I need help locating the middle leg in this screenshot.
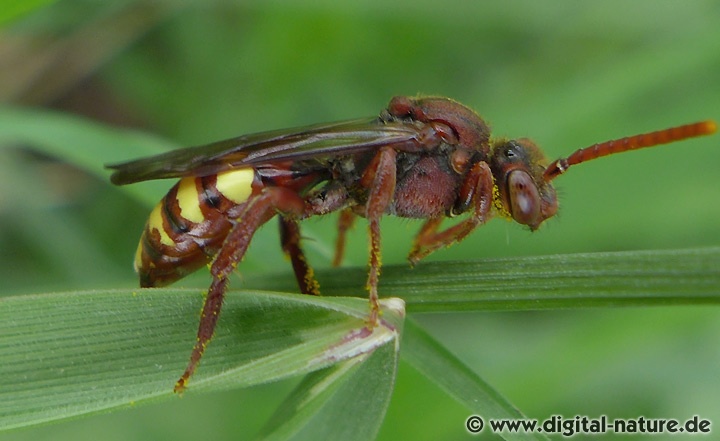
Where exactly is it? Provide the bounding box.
[332,208,357,267]
[279,216,320,296]
[360,147,398,327]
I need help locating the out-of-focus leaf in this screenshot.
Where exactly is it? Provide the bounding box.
[403,318,550,441]
[0,106,175,205]
[0,0,56,25]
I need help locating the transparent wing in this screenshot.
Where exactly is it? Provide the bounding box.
[107,118,426,185]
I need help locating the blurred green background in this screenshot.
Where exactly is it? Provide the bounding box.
[1,0,719,440]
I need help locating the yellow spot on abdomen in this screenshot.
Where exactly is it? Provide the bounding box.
[133,241,144,273]
[176,178,205,223]
[215,169,254,204]
[148,203,175,246]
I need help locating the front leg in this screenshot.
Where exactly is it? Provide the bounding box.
[408,161,494,266]
[361,147,397,327]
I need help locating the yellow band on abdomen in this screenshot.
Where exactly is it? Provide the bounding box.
[176,177,205,223]
[215,169,254,204]
[148,203,175,246]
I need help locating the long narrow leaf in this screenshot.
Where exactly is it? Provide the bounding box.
[0,106,174,206]
[250,247,720,311]
[402,318,550,441]
[0,0,55,25]
[0,290,402,431]
[256,299,403,441]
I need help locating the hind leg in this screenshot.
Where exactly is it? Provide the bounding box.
[174,187,306,393]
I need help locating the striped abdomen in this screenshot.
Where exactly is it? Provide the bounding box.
[135,169,258,287]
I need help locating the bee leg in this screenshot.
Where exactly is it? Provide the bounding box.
[408,161,493,266]
[407,217,444,266]
[174,188,305,393]
[304,182,353,267]
[360,147,397,327]
[332,208,357,267]
[279,216,320,296]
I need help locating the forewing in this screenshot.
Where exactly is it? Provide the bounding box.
[107,118,425,185]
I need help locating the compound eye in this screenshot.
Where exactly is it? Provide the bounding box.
[507,170,541,227]
[503,141,525,161]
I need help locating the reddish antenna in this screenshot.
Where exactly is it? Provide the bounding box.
[544,120,717,182]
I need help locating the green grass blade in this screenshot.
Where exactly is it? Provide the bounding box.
[0,105,174,206]
[0,289,402,431]
[250,247,720,311]
[257,301,403,441]
[0,0,56,25]
[402,318,550,441]
[0,106,173,169]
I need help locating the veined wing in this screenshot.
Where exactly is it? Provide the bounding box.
[107,118,427,185]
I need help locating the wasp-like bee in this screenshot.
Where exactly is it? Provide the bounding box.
[107,96,716,392]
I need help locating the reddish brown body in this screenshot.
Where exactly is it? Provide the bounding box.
[107,96,716,392]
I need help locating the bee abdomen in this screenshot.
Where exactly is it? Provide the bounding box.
[134,169,257,287]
